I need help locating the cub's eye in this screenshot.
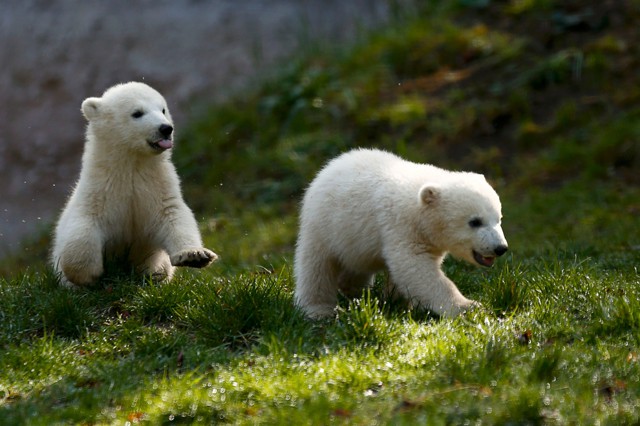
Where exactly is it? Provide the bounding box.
[162,108,166,115]
[131,110,144,118]
[468,218,483,228]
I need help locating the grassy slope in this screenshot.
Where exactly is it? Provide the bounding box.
[2,0,640,424]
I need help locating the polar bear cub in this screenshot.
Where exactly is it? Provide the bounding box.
[294,148,508,319]
[51,82,217,286]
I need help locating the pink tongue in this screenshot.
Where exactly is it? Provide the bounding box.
[157,139,173,150]
[483,256,495,266]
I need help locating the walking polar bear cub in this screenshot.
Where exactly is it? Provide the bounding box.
[294,148,508,319]
[51,82,217,286]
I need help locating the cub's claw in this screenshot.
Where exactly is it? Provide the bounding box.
[170,248,218,268]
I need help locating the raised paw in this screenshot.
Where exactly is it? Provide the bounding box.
[170,248,218,268]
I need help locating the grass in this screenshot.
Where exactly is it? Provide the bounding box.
[2,0,640,423]
[2,248,640,424]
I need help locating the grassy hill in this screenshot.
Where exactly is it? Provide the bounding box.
[2,1,640,423]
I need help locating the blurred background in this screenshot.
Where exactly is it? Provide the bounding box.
[2,0,638,271]
[0,0,404,258]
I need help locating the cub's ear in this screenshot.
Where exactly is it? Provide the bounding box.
[81,97,102,121]
[419,184,440,205]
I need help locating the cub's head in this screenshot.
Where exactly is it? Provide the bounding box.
[81,82,174,155]
[418,173,508,267]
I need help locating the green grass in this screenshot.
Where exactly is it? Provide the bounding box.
[2,246,640,424]
[2,0,640,423]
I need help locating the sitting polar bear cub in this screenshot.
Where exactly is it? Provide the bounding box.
[294,148,508,319]
[51,82,217,286]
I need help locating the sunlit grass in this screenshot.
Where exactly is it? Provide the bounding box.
[2,226,639,424]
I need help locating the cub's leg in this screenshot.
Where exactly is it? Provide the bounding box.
[53,222,104,287]
[384,246,476,317]
[159,201,218,268]
[294,243,343,319]
[130,246,175,282]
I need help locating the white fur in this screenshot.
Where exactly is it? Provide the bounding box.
[51,82,217,286]
[294,148,508,318]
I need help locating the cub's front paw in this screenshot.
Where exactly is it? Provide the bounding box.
[462,300,484,314]
[170,248,218,268]
[438,298,483,318]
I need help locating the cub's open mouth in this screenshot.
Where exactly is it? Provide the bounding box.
[473,250,495,267]
[148,138,173,152]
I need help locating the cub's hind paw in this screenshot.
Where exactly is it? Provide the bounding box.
[170,248,218,268]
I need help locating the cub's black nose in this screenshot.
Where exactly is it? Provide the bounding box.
[159,124,173,138]
[494,245,509,256]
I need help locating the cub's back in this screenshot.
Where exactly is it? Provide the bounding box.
[304,149,400,202]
